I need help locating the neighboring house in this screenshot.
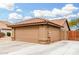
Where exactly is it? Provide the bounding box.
[9,18,70,44]
[0,21,12,38]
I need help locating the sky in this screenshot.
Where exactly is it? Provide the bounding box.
[0,3,79,30]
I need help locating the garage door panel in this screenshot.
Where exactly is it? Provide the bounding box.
[15,26,39,43]
[48,26,60,42]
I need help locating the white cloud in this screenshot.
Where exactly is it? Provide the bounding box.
[49,14,78,21]
[16,9,22,13]
[65,12,79,19]
[65,14,77,18]
[62,4,78,11]
[41,10,53,16]
[8,13,23,19]
[23,16,32,20]
[0,2,14,10]
[77,13,79,16]
[52,8,61,15]
[32,9,71,18]
[32,10,56,17]
[32,10,44,17]
[52,8,71,16]
[32,4,78,18]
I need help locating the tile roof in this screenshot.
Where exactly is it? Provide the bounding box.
[51,18,67,26]
[51,18,70,30]
[9,18,64,28]
[0,21,12,29]
[17,18,47,24]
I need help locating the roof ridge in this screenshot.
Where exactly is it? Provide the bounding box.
[17,18,49,24]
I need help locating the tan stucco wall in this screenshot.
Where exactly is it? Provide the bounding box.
[61,21,69,31]
[39,25,48,40]
[48,26,60,42]
[38,25,49,44]
[60,30,68,40]
[60,21,69,40]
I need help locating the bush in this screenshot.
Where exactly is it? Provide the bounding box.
[0,32,5,38]
[7,32,11,36]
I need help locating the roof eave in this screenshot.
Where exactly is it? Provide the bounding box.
[9,21,63,28]
[8,22,47,28]
[66,20,70,31]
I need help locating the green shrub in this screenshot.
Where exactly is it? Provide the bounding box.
[7,32,11,36]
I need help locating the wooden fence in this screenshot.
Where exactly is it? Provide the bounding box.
[68,31,79,40]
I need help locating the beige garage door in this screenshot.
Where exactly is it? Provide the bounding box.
[48,26,60,42]
[15,26,39,43]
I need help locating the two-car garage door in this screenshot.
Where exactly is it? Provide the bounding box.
[14,26,39,43]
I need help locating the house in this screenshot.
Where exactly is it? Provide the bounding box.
[9,18,70,44]
[0,21,12,40]
[51,18,70,40]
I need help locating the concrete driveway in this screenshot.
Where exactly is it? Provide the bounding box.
[0,40,79,55]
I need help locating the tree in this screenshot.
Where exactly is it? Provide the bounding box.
[68,18,79,30]
[68,20,77,27]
